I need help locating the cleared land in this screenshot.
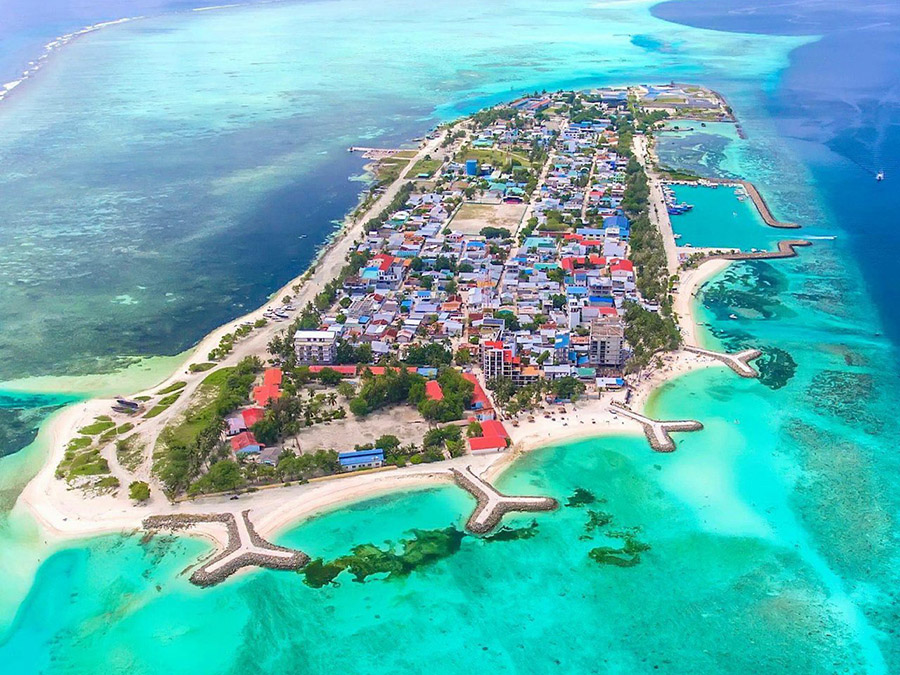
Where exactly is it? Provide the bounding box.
[449,202,527,235]
[284,405,430,455]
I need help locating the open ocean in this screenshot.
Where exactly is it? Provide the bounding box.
[0,0,898,672]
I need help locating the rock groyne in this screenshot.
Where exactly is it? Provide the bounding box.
[685,346,762,378]
[609,403,703,453]
[143,510,309,587]
[451,467,557,534]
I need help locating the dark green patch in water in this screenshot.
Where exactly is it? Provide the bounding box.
[482,520,540,542]
[702,261,792,321]
[565,487,603,508]
[300,526,465,587]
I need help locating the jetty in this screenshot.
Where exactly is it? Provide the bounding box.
[450,467,557,534]
[609,403,703,453]
[348,146,406,159]
[143,511,309,587]
[707,178,799,229]
[720,239,811,261]
[685,346,761,378]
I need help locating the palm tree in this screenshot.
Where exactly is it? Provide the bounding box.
[326,393,337,407]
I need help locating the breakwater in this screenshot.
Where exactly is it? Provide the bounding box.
[684,346,762,378]
[450,467,557,534]
[609,403,703,453]
[143,511,309,587]
[721,239,811,260]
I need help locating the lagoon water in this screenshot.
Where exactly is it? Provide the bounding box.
[0,0,899,672]
[667,183,776,250]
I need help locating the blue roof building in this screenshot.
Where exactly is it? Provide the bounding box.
[339,448,385,471]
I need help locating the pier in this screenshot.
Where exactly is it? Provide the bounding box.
[348,146,406,159]
[450,467,558,534]
[143,511,309,587]
[609,403,703,452]
[720,239,811,261]
[685,346,762,378]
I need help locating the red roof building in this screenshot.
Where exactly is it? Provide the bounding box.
[230,431,261,453]
[253,383,281,407]
[241,407,265,428]
[480,419,509,439]
[263,368,283,387]
[308,365,357,376]
[468,435,507,453]
[425,380,444,401]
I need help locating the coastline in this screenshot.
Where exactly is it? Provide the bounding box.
[14,99,741,563]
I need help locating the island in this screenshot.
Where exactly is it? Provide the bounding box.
[19,84,806,586]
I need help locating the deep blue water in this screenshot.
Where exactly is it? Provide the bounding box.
[654,0,900,352]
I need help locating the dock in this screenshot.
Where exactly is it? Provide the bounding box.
[450,467,557,534]
[348,146,406,159]
[143,511,309,587]
[609,403,703,452]
[685,346,762,378]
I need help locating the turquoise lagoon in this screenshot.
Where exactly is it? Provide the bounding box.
[0,1,899,673]
[667,183,777,250]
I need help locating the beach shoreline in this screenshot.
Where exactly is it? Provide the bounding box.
[14,109,738,561]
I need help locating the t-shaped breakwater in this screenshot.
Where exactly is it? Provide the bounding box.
[609,403,703,453]
[143,511,309,587]
[684,346,762,378]
[451,466,558,534]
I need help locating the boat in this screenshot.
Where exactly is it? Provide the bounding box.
[729,314,738,320]
[876,170,885,181]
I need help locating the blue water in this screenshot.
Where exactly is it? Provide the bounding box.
[0,0,898,672]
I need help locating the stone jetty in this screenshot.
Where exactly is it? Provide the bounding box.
[450,466,557,534]
[720,239,811,260]
[143,510,309,587]
[685,345,762,378]
[609,403,703,453]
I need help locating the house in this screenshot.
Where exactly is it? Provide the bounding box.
[467,435,507,454]
[241,407,265,429]
[425,380,444,401]
[230,431,262,456]
[338,448,385,471]
[225,415,247,436]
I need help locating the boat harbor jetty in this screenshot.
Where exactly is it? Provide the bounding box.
[685,346,762,378]
[609,403,703,452]
[143,511,309,587]
[451,467,557,534]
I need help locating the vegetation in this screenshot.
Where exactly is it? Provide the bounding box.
[407,156,442,178]
[487,376,585,416]
[405,343,453,367]
[189,362,217,373]
[348,367,425,417]
[156,381,187,395]
[143,392,182,419]
[623,302,680,372]
[153,357,262,496]
[77,419,116,436]
[128,481,151,502]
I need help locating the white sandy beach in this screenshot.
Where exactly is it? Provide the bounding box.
[15,127,736,558]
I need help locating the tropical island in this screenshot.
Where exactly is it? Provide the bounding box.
[19,83,807,585]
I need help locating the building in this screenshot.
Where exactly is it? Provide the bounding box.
[230,431,262,456]
[465,159,479,176]
[338,448,385,471]
[589,316,625,367]
[293,330,338,364]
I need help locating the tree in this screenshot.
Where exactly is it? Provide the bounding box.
[454,347,472,366]
[467,420,483,438]
[318,368,345,386]
[206,460,243,492]
[128,481,150,502]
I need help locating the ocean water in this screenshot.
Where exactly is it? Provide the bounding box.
[1,0,899,672]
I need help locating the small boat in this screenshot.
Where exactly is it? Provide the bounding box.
[876,170,885,181]
[729,313,738,320]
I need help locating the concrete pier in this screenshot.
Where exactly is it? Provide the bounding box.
[720,239,811,260]
[143,510,309,587]
[451,466,557,534]
[609,403,703,453]
[685,346,762,378]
